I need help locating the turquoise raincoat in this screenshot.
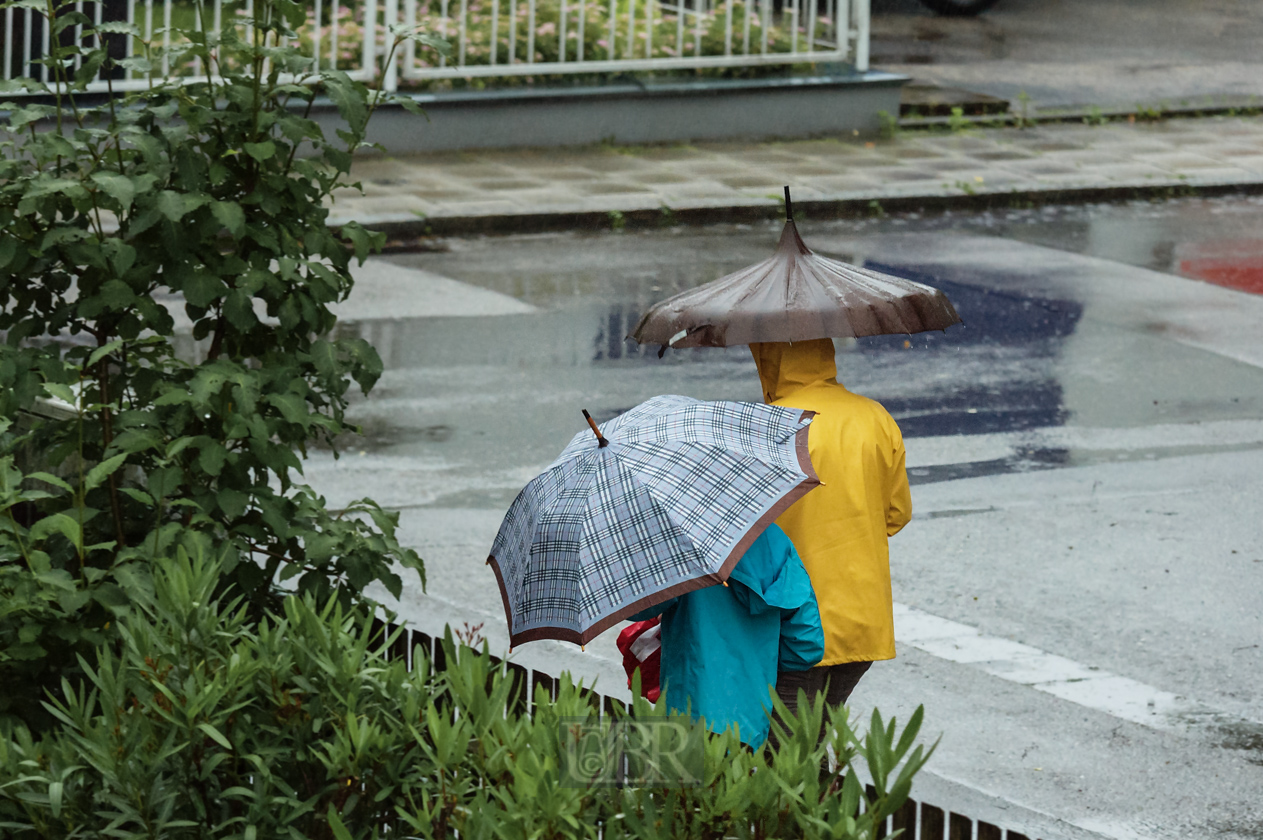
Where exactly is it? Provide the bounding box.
[632,525,824,746]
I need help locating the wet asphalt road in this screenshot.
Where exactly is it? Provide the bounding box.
[868,0,1263,110]
[302,195,1263,840]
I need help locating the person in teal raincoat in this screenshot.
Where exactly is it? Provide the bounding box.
[631,524,824,747]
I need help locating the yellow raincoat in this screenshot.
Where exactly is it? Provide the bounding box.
[750,339,912,665]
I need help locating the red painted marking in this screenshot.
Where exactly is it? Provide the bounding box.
[1174,239,1263,296]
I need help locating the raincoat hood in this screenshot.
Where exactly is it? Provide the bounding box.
[750,339,838,403]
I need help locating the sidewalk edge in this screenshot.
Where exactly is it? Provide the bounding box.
[347,179,1263,241]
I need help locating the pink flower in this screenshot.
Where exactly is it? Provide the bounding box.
[537,22,556,35]
[596,38,609,47]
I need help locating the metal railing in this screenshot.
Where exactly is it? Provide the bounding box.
[1,0,869,94]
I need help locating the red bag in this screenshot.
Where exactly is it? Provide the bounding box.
[616,618,662,702]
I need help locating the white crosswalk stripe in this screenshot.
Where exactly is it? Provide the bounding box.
[893,603,1249,732]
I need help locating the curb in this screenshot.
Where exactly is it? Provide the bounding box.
[897,95,1263,130]
[353,178,1263,244]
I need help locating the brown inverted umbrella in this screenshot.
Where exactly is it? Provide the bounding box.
[629,188,961,352]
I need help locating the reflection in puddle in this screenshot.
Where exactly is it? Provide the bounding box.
[859,267,1084,438]
[907,447,1071,486]
[337,259,1087,449]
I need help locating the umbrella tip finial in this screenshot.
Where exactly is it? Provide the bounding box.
[783,186,793,222]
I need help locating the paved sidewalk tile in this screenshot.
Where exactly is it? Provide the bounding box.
[330,116,1263,230]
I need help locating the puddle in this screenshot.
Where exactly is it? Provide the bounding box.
[917,507,998,520]
[907,447,1071,485]
[1216,721,1263,766]
[905,193,1263,298]
[311,414,457,452]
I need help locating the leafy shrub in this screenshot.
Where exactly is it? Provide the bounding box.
[296,0,829,88]
[0,0,446,732]
[110,0,823,89]
[0,552,933,839]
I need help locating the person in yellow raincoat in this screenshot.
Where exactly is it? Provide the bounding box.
[749,338,912,733]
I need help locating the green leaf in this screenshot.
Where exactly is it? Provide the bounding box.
[340,223,381,264]
[29,513,83,551]
[198,722,233,749]
[212,201,246,238]
[0,237,18,269]
[99,279,136,310]
[88,339,125,367]
[90,172,137,211]
[94,20,140,35]
[0,76,49,94]
[154,389,194,407]
[110,428,164,455]
[320,71,368,135]
[103,239,137,276]
[198,442,227,476]
[57,588,92,612]
[217,487,249,519]
[23,177,88,201]
[35,569,77,591]
[327,805,354,840]
[92,583,130,610]
[399,29,451,55]
[393,97,429,119]
[184,273,229,308]
[85,453,127,491]
[147,466,183,500]
[113,56,151,74]
[26,472,75,494]
[7,642,47,660]
[223,290,258,330]
[43,382,78,407]
[268,393,309,425]
[156,191,210,222]
[243,141,276,162]
[120,487,155,505]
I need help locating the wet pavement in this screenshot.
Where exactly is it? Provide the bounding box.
[298,194,1263,840]
[333,116,1263,234]
[870,0,1263,113]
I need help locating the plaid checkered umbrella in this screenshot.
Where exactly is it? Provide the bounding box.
[488,395,819,647]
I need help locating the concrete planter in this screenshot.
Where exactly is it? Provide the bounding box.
[324,70,907,153]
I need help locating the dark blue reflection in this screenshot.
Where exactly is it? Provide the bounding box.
[858,262,1083,350]
[860,261,1085,438]
[885,382,1068,438]
[595,304,639,361]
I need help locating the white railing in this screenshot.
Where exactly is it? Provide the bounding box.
[1,0,869,94]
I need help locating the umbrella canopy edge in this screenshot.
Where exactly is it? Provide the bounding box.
[627,220,962,348]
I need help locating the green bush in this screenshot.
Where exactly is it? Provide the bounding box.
[0,0,446,732]
[0,553,933,839]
